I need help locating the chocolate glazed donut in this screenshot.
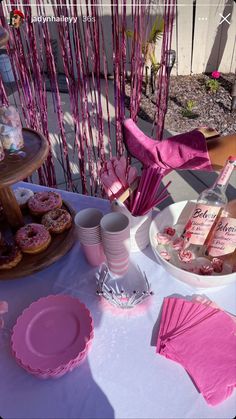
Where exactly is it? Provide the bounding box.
[0,241,22,269]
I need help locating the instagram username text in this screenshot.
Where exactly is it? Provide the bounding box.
[31,16,95,24]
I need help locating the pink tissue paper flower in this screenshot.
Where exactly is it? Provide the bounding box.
[212,258,223,273]
[211,71,220,79]
[199,265,214,276]
[164,227,176,237]
[159,250,171,261]
[178,249,194,263]
[156,233,171,245]
[171,237,184,250]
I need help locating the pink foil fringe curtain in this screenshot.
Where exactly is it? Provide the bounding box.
[0,1,175,195]
[155,0,176,140]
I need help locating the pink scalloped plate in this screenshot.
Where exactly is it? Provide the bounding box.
[12,334,94,377]
[11,295,94,372]
[12,341,91,379]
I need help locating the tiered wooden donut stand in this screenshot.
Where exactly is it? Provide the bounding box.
[0,128,76,280]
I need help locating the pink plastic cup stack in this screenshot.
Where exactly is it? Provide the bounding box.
[74,208,106,266]
[100,212,130,276]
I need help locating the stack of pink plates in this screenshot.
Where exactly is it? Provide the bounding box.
[11,294,94,379]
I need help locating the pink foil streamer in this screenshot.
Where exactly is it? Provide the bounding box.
[0,0,176,198]
[155,0,176,141]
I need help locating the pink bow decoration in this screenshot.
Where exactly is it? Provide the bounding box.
[100,156,138,200]
[123,118,212,172]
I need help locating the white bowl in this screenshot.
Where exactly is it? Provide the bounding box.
[149,201,236,288]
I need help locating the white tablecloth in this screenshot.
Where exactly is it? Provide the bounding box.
[0,182,235,419]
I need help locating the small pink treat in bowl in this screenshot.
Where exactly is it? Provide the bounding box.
[156,233,171,245]
[211,258,224,274]
[159,250,171,261]
[178,249,194,263]
[182,264,199,274]
[199,265,214,276]
[163,226,176,237]
[171,237,184,251]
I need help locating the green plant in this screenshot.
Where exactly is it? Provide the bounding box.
[126,16,164,94]
[206,78,220,94]
[182,100,198,119]
[186,100,195,112]
[206,72,221,94]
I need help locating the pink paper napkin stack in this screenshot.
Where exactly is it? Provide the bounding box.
[156,296,236,406]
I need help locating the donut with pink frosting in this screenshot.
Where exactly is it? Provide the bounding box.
[16,223,51,254]
[28,191,62,216]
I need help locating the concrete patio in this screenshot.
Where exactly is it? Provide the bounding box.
[7,78,236,205]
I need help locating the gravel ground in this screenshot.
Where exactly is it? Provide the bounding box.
[125,73,236,136]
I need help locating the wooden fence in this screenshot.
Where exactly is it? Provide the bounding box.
[44,0,235,75]
[1,1,235,76]
[173,0,236,75]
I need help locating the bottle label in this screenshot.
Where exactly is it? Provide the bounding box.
[208,217,236,257]
[217,161,234,186]
[183,204,221,245]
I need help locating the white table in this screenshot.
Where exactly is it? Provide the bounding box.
[0,182,235,419]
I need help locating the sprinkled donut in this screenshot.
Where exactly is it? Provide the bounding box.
[28,191,62,216]
[15,223,51,254]
[42,209,72,234]
[0,241,22,269]
[14,187,34,208]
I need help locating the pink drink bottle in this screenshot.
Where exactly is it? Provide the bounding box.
[182,156,236,257]
[205,199,236,269]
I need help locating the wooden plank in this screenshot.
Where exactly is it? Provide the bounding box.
[0,129,49,189]
[205,1,235,73]
[192,0,217,74]
[170,18,177,76]
[230,39,236,73]
[219,3,236,73]
[175,1,193,75]
[192,0,235,74]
